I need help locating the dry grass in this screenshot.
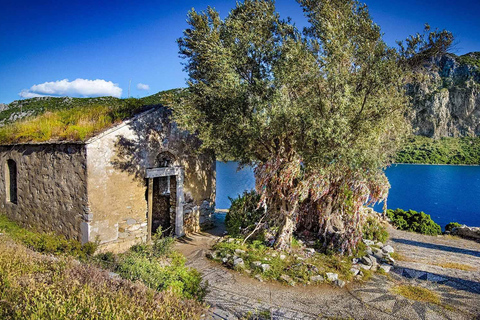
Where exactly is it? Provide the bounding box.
[389,251,415,262]
[432,261,476,271]
[0,100,144,144]
[392,285,441,304]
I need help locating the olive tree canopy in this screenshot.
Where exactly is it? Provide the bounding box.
[174,0,452,253]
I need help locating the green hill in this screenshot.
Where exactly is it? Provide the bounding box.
[0,89,181,144]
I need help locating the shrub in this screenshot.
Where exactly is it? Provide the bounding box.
[387,208,441,235]
[116,251,205,300]
[225,190,264,237]
[445,222,462,232]
[362,216,389,243]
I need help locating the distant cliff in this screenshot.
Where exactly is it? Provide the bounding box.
[408,52,480,138]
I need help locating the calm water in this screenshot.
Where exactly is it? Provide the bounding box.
[216,162,480,228]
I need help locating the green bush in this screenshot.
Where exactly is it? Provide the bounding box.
[387,208,441,235]
[225,190,264,237]
[0,214,97,259]
[445,222,462,232]
[116,251,205,300]
[362,216,389,243]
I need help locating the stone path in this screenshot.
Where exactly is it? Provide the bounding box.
[175,226,480,320]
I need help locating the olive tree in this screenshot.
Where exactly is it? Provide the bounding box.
[175,0,451,253]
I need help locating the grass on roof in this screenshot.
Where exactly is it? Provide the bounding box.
[0,89,180,144]
[0,99,145,144]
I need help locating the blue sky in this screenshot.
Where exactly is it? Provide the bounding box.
[1,0,479,104]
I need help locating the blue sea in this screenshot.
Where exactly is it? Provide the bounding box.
[215,162,480,229]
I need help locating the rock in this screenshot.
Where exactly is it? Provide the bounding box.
[382,245,394,254]
[363,239,375,246]
[375,242,383,248]
[233,257,245,268]
[311,275,324,282]
[365,247,373,255]
[271,252,278,257]
[235,248,246,255]
[361,256,372,266]
[245,269,251,274]
[409,53,480,138]
[335,279,345,288]
[358,263,371,270]
[261,264,271,272]
[326,272,338,282]
[280,254,287,260]
[225,254,232,259]
[352,258,360,264]
[206,251,217,259]
[451,226,480,241]
[350,268,360,276]
[280,274,295,286]
[222,257,228,264]
[368,254,378,267]
[305,248,315,254]
[380,264,392,273]
[228,238,235,243]
[254,274,263,282]
[251,261,262,269]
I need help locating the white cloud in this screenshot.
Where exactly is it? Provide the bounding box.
[136,83,150,91]
[19,78,123,98]
[18,90,48,99]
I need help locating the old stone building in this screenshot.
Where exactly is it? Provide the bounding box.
[0,106,215,252]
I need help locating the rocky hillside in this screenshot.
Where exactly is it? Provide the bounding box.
[409,52,480,138]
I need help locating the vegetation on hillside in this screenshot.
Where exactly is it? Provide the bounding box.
[174,0,452,254]
[0,214,207,318]
[0,215,97,259]
[396,135,480,164]
[0,237,205,319]
[386,208,442,235]
[456,52,480,69]
[0,89,179,144]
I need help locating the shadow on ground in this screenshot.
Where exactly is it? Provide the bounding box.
[390,238,480,258]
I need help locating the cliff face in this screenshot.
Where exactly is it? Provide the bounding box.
[409,52,480,138]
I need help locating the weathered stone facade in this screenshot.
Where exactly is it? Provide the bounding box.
[0,143,88,240]
[0,106,215,253]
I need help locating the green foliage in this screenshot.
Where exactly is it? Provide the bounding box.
[116,252,205,300]
[0,214,97,259]
[457,52,480,69]
[211,238,355,284]
[225,190,263,237]
[0,214,205,301]
[174,0,451,254]
[387,208,441,235]
[115,231,205,300]
[0,90,177,144]
[0,238,205,319]
[445,222,462,232]
[396,136,480,165]
[362,217,389,243]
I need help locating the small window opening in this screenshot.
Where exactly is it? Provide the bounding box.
[5,159,17,204]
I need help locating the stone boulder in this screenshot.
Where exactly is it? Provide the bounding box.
[451,226,480,241]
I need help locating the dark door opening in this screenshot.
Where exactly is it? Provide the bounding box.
[151,176,176,236]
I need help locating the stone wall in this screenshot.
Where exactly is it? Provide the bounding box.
[0,143,88,240]
[86,106,215,252]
